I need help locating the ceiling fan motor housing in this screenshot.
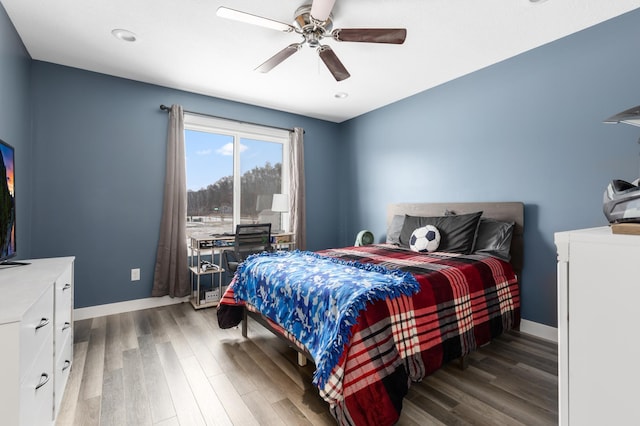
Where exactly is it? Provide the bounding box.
[294,4,333,47]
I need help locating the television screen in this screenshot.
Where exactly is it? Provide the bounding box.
[0,139,16,262]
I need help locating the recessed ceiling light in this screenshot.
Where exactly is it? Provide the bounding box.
[111,29,137,42]
[334,92,348,99]
[529,0,548,3]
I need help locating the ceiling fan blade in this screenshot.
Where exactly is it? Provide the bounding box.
[310,0,336,21]
[318,45,350,82]
[255,44,302,73]
[216,7,295,33]
[332,28,407,44]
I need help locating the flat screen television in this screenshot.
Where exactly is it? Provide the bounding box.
[0,139,16,263]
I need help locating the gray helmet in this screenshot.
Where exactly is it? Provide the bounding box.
[603,179,640,223]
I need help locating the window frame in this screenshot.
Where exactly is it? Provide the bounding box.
[183,113,290,232]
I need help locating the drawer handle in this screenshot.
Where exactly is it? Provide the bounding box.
[35,317,50,331]
[62,360,71,371]
[62,322,71,331]
[35,373,50,390]
[62,283,71,291]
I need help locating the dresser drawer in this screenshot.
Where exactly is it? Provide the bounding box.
[55,317,72,358]
[19,285,54,378]
[54,265,72,322]
[20,330,54,426]
[54,333,72,415]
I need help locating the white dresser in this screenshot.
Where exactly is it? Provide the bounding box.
[0,257,74,425]
[555,227,640,426]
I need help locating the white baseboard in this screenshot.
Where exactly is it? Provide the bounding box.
[74,298,559,344]
[74,295,190,321]
[520,319,558,343]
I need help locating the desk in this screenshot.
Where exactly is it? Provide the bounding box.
[271,232,297,250]
[188,232,295,309]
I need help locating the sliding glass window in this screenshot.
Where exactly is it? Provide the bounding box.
[184,114,290,238]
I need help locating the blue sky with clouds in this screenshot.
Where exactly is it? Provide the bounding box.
[185,129,282,191]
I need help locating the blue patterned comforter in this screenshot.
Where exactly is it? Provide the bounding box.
[233,250,420,386]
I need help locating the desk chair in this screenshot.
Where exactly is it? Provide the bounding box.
[222,223,273,275]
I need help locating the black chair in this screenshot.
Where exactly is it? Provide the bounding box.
[222,223,273,275]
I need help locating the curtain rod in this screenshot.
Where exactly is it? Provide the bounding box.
[159,104,301,134]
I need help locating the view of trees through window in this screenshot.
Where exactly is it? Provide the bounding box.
[185,127,287,237]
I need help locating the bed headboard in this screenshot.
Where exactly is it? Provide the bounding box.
[387,202,524,278]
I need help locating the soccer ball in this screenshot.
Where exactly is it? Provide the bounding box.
[409,225,441,253]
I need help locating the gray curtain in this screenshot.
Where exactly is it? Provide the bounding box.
[289,127,306,250]
[152,104,189,297]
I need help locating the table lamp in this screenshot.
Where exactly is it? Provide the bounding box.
[271,194,289,233]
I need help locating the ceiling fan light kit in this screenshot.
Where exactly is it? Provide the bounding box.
[310,0,337,22]
[217,0,407,82]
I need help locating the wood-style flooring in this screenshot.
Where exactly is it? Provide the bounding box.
[56,303,558,425]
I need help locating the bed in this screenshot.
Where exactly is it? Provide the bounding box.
[217,202,523,425]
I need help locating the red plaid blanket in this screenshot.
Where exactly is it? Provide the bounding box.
[217,244,520,425]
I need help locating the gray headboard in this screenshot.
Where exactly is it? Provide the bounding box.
[387,202,524,278]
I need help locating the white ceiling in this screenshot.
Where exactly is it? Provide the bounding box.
[3,0,640,123]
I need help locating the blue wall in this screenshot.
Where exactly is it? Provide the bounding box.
[29,63,342,308]
[0,4,32,260]
[339,8,640,327]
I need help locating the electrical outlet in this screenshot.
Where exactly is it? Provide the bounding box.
[131,268,140,281]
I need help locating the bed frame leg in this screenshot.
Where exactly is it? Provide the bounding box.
[459,355,469,370]
[242,308,248,338]
[297,352,307,367]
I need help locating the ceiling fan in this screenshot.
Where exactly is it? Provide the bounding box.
[216,0,407,82]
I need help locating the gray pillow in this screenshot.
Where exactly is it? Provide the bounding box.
[473,218,514,261]
[398,211,483,254]
[386,214,405,245]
